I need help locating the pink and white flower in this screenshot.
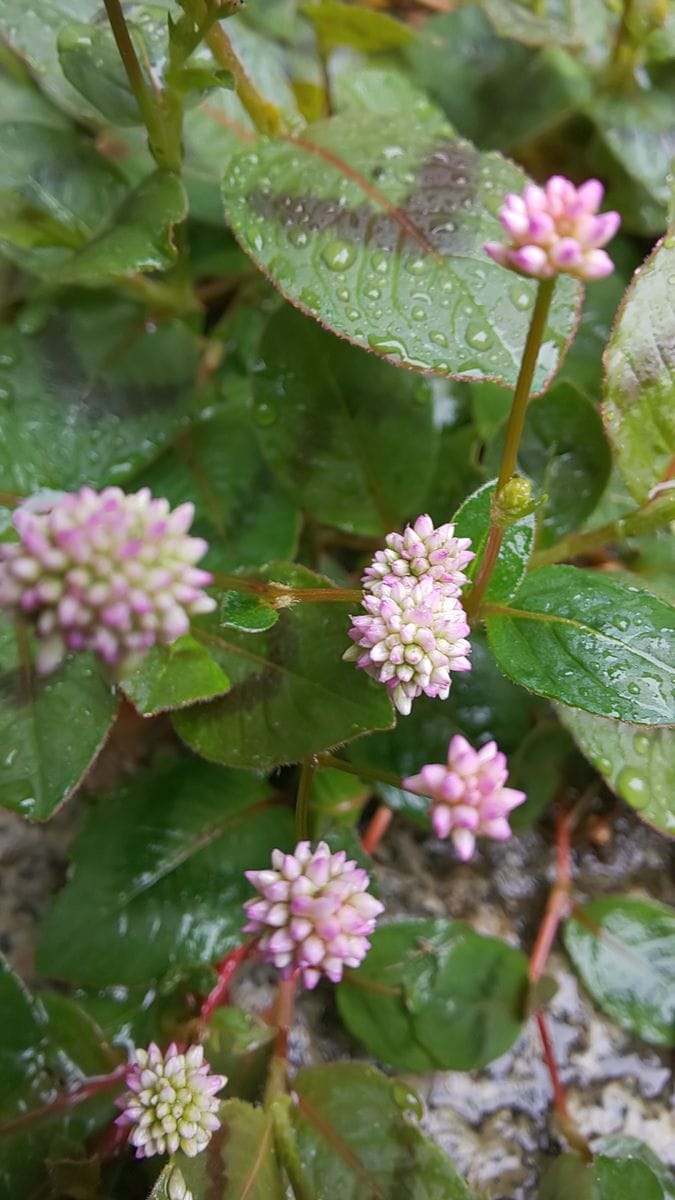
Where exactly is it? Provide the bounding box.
[243,841,384,989]
[116,1043,226,1159]
[484,176,620,281]
[363,514,474,596]
[403,735,526,860]
[0,486,215,673]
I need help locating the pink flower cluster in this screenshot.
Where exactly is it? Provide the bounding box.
[116,1042,226,1159]
[0,487,215,673]
[485,176,620,281]
[404,735,526,861]
[345,516,473,716]
[243,841,384,989]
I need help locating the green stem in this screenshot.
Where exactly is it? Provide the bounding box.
[103,0,180,170]
[465,277,555,621]
[295,756,317,841]
[317,752,403,791]
[531,487,675,567]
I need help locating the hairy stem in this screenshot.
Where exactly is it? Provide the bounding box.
[317,752,404,791]
[465,278,555,621]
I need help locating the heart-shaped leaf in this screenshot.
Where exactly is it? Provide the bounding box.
[564,895,675,1046]
[485,566,675,725]
[121,635,231,717]
[222,109,581,388]
[337,918,528,1070]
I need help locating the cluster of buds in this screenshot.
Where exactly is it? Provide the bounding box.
[404,735,526,861]
[0,487,215,674]
[116,1042,226,1159]
[243,841,384,988]
[345,516,473,715]
[484,175,620,282]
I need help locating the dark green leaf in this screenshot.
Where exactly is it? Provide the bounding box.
[302,0,413,50]
[454,479,535,601]
[603,233,675,503]
[37,757,294,985]
[173,563,394,771]
[222,109,581,389]
[287,1062,479,1199]
[121,634,231,717]
[0,293,199,494]
[337,918,528,1070]
[426,423,483,522]
[540,1151,666,1199]
[203,1008,274,1101]
[252,305,437,535]
[177,1100,286,1199]
[138,404,301,573]
[589,87,675,235]
[215,588,279,633]
[310,766,370,836]
[485,566,675,725]
[564,895,675,1046]
[598,1137,675,1199]
[557,704,675,835]
[0,619,116,819]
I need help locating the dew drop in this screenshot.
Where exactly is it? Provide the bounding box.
[321,240,356,271]
[633,733,650,756]
[337,288,349,302]
[509,283,532,311]
[406,257,429,276]
[430,331,448,347]
[0,384,14,404]
[627,682,641,695]
[371,251,389,274]
[596,756,612,775]
[0,350,17,367]
[253,400,277,427]
[289,228,309,248]
[366,287,381,301]
[465,320,494,351]
[411,306,426,321]
[392,1081,424,1118]
[616,767,649,810]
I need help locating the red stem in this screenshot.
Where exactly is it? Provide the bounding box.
[200,942,254,1022]
[535,1012,568,1115]
[0,1063,128,1136]
[361,803,393,855]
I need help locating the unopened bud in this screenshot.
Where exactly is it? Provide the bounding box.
[494,476,535,525]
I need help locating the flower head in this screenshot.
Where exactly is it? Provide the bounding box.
[116,1043,226,1159]
[344,576,471,716]
[403,735,526,860]
[363,514,474,596]
[484,176,620,281]
[243,841,384,989]
[0,487,216,673]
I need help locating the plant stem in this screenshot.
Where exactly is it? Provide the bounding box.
[199,942,253,1021]
[264,974,298,1105]
[295,755,317,840]
[317,752,404,792]
[211,572,361,605]
[465,277,555,622]
[103,0,179,170]
[532,486,675,566]
[361,803,394,854]
[0,1063,127,1135]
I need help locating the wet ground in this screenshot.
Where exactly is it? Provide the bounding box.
[1,775,673,1198]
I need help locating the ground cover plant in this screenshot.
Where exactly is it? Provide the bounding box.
[0,0,674,1196]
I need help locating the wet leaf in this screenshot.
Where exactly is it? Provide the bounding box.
[0,619,117,820]
[598,1137,675,1199]
[173,563,394,770]
[286,1062,479,1199]
[589,87,675,235]
[557,704,675,835]
[222,109,581,389]
[0,293,199,495]
[252,305,437,536]
[37,757,294,985]
[485,566,675,725]
[564,895,675,1046]
[454,479,535,601]
[540,1151,666,1199]
[603,233,675,503]
[121,635,231,717]
[176,1100,286,1199]
[481,0,580,46]
[302,0,413,51]
[337,918,528,1070]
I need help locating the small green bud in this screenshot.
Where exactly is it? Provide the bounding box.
[493,476,536,526]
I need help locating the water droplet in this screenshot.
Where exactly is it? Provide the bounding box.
[465,320,494,351]
[392,1081,423,1118]
[411,306,426,321]
[613,615,629,632]
[289,227,308,248]
[430,331,448,347]
[406,257,429,276]
[509,284,532,311]
[321,240,356,271]
[383,144,404,159]
[596,756,612,775]
[346,309,360,321]
[616,767,649,810]
[253,399,277,427]
[0,350,17,367]
[371,252,389,274]
[633,733,650,756]
[337,288,349,302]
[627,681,640,695]
[0,383,14,404]
[366,287,381,301]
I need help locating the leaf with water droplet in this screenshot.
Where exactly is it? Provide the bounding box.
[222,109,580,389]
[486,567,675,725]
[557,704,675,835]
[564,895,675,1047]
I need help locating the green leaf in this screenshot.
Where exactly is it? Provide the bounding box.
[138,404,301,573]
[0,619,116,819]
[337,918,528,1070]
[121,635,231,717]
[302,0,413,51]
[598,1137,675,1199]
[215,587,279,633]
[203,1008,274,1100]
[481,0,579,46]
[173,563,394,771]
[55,171,188,286]
[485,566,675,725]
[310,766,370,836]
[454,479,535,602]
[0,293,199,494]
[58,7,169,125]
[222,109,581,389]
[37,757,294,986]
[589,87,675,235]
[603,232,675,503]
[0,957,119,1198]
[540,1151,666,1199]
[557,705,675,835]
[252,305,437,536]
[287,1062,479,1199]
[564,895,675,1046]
[485,382,612,545]
[176,1100,286,1199]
